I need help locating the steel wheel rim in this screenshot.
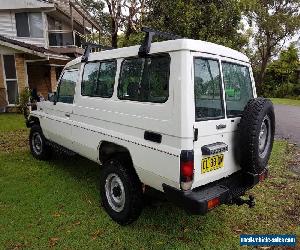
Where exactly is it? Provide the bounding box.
[258,115,271,158]
[105,173,125,212]
[32,132,43,155]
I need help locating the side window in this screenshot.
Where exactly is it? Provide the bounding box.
[81,61,117,98]
[118,54,170,103]
[222,62,253,117]
[94,61,117,98]
[194,58,224,120]
[82,62,99,96]
[118,58,144,101]
[57,70,78,104]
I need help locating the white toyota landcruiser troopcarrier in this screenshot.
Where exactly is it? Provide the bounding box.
[27,28,275,225]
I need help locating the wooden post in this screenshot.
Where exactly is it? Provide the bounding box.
[69,0,74,45]
[92,25,95,43]
[98,29,101,44]
[83,18,86,42]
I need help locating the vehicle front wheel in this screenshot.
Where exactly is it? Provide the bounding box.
[100,155,143,225]
[29,125,52,160]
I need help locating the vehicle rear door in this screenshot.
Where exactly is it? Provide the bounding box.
[191,53,253,188]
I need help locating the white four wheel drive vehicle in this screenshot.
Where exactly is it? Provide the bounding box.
[27,28,275,225]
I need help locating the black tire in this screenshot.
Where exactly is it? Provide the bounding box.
[29,125,52,160]
[239,97,275,174]
[100,154,143,225]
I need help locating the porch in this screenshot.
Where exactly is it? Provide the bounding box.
[0,35,70,112]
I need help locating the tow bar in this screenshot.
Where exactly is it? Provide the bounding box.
[233,195,255,208]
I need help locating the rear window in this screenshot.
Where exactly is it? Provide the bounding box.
[194,58,224,120]
[118,54,170,103]
[222,62,253,117]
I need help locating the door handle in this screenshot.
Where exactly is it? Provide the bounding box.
[65,113,70,118]
[216,124,226,130]
[144,131,162,143]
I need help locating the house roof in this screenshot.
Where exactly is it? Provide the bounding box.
[0,0,100,31]
[0,0,55,11]
[0,35,70,60]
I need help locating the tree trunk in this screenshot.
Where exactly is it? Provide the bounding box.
[256,42,272,95]
[111,20,118,48]
[123,25,133,46]
[256,58,268,95]
[111,31,118,48]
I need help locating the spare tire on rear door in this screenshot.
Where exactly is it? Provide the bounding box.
[239,97,275,174]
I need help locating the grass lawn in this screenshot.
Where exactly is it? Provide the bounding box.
[270,98,300,106]
[0,114,299,249]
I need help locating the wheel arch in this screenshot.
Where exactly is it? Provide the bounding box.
[26,115,40,128]
[98,140,141,181]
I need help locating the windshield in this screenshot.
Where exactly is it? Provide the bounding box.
[194,58,253,120]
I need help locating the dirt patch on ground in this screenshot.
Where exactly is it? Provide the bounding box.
[0,129,29,153]
[284,144,300,224]
[288,144,300,176]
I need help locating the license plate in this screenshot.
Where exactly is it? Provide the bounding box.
[201,154,224,174]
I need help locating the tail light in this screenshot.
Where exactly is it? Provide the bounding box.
[207,197,220,210]
[180,150,194,191]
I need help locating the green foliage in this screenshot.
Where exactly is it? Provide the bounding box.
[118,32,145,48]
[263,44,300,97]
[243,0,300,88]
[146,0,248,50]
[80,0,249,50]
[17,87,31,117]
[80,0,111,46]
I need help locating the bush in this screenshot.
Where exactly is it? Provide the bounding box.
[18,88,31,118]
[292,84,300,96]
[261,81,300,99]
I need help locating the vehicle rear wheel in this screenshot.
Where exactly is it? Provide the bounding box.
[100,155,143,225]
[29,125,52,160]
[239,97,275,174]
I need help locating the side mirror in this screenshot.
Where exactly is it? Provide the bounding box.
[48,92,56,103]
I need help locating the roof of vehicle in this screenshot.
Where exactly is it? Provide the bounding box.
[66,39,249,68]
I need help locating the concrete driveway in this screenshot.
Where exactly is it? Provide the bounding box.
[274,104,300,145]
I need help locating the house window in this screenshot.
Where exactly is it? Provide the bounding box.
[3,55,18,104]
[15,13,43,38]
[47,16,62,30]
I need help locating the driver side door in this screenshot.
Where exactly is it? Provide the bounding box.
[42,68,79,150]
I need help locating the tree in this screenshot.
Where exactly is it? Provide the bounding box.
[80,0,112,45]
[243,0,300,92]
[264,43,299,96]
[81,0,147,48]
[146,0,249,50]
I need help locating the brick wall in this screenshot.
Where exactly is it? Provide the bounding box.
[15,53,27,94]
[50,66,57,92]
[27,65,51,99]
[0,56,8,109]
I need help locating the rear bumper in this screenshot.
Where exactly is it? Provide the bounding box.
[162,167,268,215]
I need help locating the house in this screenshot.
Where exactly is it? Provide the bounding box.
[0,0,101,112]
